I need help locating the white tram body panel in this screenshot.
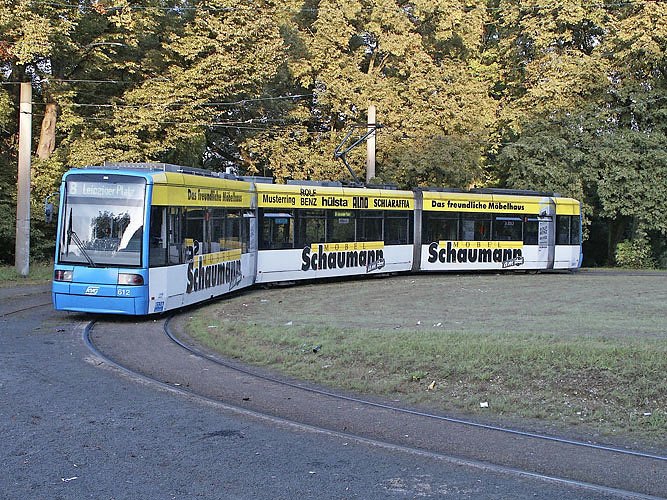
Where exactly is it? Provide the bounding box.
[256,244,413,283]
[148,252,256,313]
[554,246,582,269]
[419,243,545,271]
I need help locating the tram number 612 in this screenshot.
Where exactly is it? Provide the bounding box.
[117,288,131,296]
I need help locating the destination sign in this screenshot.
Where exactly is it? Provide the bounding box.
[67,181,145,200]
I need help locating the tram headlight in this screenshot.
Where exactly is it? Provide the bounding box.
[118,273,144,286]
[54,270,73,282]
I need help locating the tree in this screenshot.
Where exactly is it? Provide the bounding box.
[493,0,667,264]
[0,1,185,262]
[241,0,496,185]
[1,0,665,267]
[103,0,286,168]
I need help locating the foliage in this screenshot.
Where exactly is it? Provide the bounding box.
[0,260,53,286]
[615,228,656,269]
[384,134,483,188]
[0,0,666,265]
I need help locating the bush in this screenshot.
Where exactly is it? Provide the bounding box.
[615,230,656,269]
[658,251,667,270]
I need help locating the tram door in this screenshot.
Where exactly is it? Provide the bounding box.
[168,207,183,264]
[246,210,258,283]
[538,198,556,269]
[148,206,183,266]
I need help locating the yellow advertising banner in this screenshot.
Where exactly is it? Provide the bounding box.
[152,184,252,207]
[311,241,384,253]
[257,184,413,211]
[555,198,581,215]
[439,240,524,249]
[201,249,242,266]
[423,192,543,214]
[151,172,252,208]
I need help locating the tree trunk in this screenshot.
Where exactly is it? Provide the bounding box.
[36,102,57,160]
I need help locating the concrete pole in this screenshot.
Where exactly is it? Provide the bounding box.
[15,82,32,276]
[366,105,376,183]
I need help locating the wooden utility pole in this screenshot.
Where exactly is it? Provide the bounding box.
[15,82,32,276]
[366,105,376,183]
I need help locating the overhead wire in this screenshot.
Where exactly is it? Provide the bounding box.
[27,93,317,108]
[29,92,663,113]
[28,110,666,153]
[35,112,324,134]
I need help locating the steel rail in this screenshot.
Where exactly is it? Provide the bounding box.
[163,316,667,463]
[1,301,53,317]
[83,318,665,500]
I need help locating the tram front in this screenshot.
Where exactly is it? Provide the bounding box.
[52,170,150,314]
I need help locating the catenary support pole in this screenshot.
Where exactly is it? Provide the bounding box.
[366,105,376,183]
[15,82,32,277]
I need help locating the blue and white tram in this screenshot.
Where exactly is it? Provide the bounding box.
[52,163,258,315]
[52,163,583,315]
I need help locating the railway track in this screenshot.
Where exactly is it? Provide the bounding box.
[0,301,52,317]
[0,288,52,317]
[86,315,667,500]
[162,316,665,463]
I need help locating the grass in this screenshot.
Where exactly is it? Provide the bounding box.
[185,272,667,446]
[0,261,53,287]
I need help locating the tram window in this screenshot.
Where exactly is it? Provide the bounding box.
[223,211,242,251]
[556,215,570,245]
[493,216,522,241]
[168,207,183,264]
[202,208,251,254]
[422,213,458,243]
[461,213,491,241]
[295,210,325,247]
[261,210,294,249]
[210,208,226,252]
[385,211,412,245]
[570,216,581,245]
[184,208,206,254]
[329,211,355,243]
[357,211,383,242]
[523,219,538,245]
[149,206,168,267]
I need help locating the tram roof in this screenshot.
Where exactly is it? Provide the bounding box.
[417,186,561,197]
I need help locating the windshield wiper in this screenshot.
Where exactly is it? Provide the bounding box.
[67,229,96,267]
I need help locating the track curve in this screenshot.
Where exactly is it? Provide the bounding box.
[163,316,665,463]
[0,285,52,317]
[87,314,667,499]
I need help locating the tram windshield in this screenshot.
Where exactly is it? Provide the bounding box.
[59,174,146,267]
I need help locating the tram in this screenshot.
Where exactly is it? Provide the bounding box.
[51,163,582,315]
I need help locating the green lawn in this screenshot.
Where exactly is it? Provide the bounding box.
[0,261,53,287]
[185,272,667,446]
